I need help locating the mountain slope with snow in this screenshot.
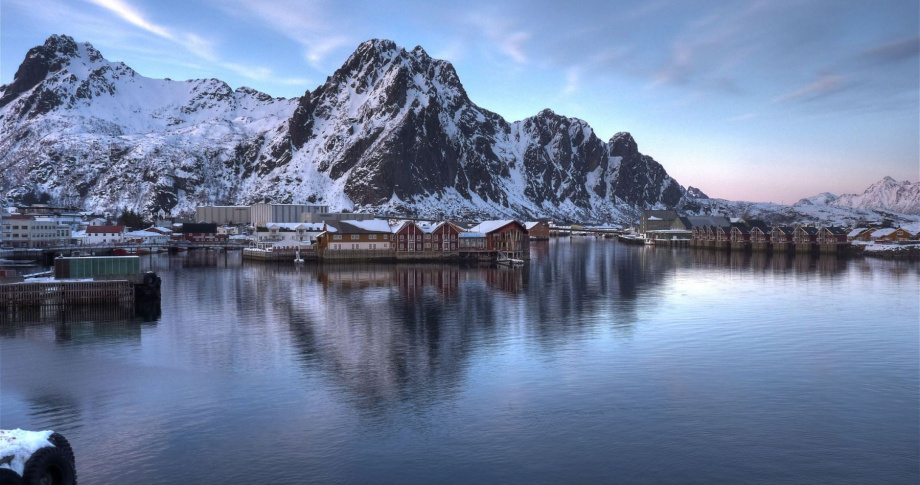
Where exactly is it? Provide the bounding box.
[830,177,920,215]
[0,35,685,221]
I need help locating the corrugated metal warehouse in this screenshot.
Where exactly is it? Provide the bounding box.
[251,204,329,225]
[196,206,252,224]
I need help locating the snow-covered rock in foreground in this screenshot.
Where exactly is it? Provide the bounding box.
[0,429,53,476]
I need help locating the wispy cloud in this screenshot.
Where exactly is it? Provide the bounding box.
[79,0,301,85]
[774,75,848,103]
[84,0,175,40]
[726,113,757,122]
[562,66,580,96]
[860,35,920,66]
[465,14,531,64]
[211,0,356,70]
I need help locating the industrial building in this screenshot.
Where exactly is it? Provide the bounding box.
[196,206,252,225]
[251,204,329,225]
[301,212,375,223]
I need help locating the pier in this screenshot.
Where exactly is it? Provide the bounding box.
[0,280,134,307]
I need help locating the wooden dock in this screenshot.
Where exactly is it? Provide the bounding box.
[0,280,135,308]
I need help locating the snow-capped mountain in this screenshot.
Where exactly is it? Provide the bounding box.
[0,35,685,221]
[793,192,837,206]
[830,177,920,215]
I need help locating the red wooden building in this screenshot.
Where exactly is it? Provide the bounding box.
[817,227,848,245]
[179,223,226,243]
[467,220,529,259]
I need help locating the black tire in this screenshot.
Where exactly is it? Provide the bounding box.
[0,468,23,485]
[21,447,76,485]
[46,433,75,467]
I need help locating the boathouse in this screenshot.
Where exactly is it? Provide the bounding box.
[467,220,529,259]
[179,223,225,243]
[872,227,912,242]
[318,219,394,252]
[525,221,550,240]
[817,227,848,245]
[847,227,874,241]
[639,210,679,236]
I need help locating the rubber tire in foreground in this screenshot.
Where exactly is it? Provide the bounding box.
[46,434,75,468]
[0,468,23,485]
[21,447,76,485]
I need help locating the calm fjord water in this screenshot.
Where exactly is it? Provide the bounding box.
[1,239,918,484]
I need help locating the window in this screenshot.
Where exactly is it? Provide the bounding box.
[333,235,342,240]
[350,234,360,240]
[400,244,405,250]
[424,243,431,249]
[369,234,377,240]
[424,234,431,240]
[400,235,405,240]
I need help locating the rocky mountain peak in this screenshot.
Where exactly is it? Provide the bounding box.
[609,132,639,158]
[1,34,82,108]
[686,186,709,199]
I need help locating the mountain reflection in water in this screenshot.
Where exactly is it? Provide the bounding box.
[0,239,916,485]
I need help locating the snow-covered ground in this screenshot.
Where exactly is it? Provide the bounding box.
[0,429,54,476]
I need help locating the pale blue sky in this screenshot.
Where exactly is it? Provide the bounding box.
[2,0,917,203]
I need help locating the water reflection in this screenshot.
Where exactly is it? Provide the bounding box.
[0,241,917,485]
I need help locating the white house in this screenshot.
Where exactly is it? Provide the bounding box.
[84,225,126,245]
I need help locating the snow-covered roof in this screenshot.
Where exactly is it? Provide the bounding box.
[870,228,897,237]
[267,222,323,231]
[125,230,166,237]
[467,220,518,234]
[327,219,392,233]
[847,227,868,237]
[525,221,542,230]
[647,216,663,221]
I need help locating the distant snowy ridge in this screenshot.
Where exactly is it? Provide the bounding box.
[683,176,920,228]
[829,177,920,215]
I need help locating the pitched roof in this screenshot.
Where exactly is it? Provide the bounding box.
[642,210,678,219]
[326,219,392,234]
[86,225,125,234]
[524,221,542,230]
[847,227,868,237]
[797,226,819,235]
[822,227,849,235]
[468,220,522,234]
[181,223,218,233]
[870,228,897,237]
[685,216,732,228]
